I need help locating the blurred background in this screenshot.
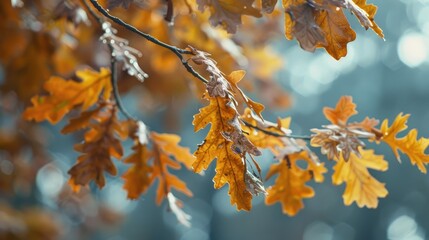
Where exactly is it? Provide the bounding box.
[1,0,429,239]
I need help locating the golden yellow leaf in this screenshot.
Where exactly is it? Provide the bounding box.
[265,151,327,216]
[193,96,252,210]
[241,108,285,154]
[332,149,388,208]
[226,71,265,120]
[23,68,111,124]
[380,113,429,173]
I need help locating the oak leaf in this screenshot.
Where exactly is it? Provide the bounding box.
[122,141,152,200]
[23,68,111,124]
[68,106,128,191]
[265,151,327,216]
[285,4,327,52]
[323,95,357,126]
[241,109,284,153]
[150,132,194,204]
[332,149,388,208]
[314,5,356,60]
[226,70,265,120]
[380,113,429,173]
[193,96,252,210]
[348,0,384,38]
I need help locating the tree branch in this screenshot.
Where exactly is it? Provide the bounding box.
[88,0,208,84]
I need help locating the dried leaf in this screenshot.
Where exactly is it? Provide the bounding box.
[348,0,384,38]
[323,95,357,126]
[151,132,193,204]
[226,70,265,120]
[68,106,126,191]
[314,5,356,60]
[380,113,429,173]
[61,105,104,134]
[122,141,152,199]
[193,96,252,210]
[286,4,327,52]
[23,68,112,124]
[332,149,388,208]
[265,151,327,216]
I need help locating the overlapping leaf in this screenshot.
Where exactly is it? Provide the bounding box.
[151,132,194,204]
[312,96,376,161]
[122,140,152,200]
[265,151,327,216]
[122,131,194,202]
[193,96,253,210]
[23,68,111,124]
[283,0,383,59]
[380,113,429,173]
[332,149,388,208]
[68,105,128,191]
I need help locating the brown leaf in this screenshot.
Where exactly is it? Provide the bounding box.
[68,106,126,191]
[286,4,327,52]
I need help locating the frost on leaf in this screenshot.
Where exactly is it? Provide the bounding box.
[23,68,112,124]
[197,0,262,33]
[332,149,388,208]
[380,113,429,173]
[312,96,376,161]
[265,151,327,216]
[101,22,148,82]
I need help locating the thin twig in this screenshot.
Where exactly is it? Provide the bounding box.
[242,120,312,140]
[109,47,137,121]
[89,0,208,84]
